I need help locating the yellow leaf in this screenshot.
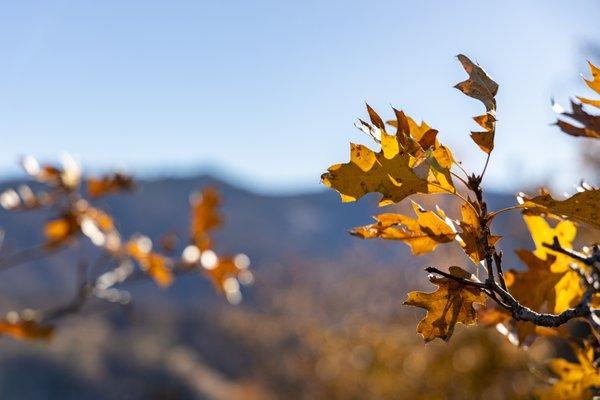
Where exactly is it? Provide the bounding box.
[351,202,456,255]
[535,342,600,400]
[323,144,430,205]
[457,203,485,264]
[506,250,582,314]
[404,266,486,342]
[581,61,600,100]
[522,189,600,230]
[322,106,455,205]
[523,214,578,272]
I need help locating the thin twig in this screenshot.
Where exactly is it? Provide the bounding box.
[487,205,523,219]
[480,152,491,179]
[493,251,507,291]
[424,266,488,290]
[453,161,470,179]
[543,236,594,266]
[450,171,470,187]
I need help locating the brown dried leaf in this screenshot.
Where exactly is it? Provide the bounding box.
[0,319,54,341]
[190,187,222,250]
[88,173,134,198]
[404,266,486,342]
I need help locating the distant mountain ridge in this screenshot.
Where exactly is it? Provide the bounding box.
[0,173,529,307]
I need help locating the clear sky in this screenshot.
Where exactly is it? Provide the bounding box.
[0,1,598,193]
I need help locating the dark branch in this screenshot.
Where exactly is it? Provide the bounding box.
[424,266,488,290]
[543,236,595,266]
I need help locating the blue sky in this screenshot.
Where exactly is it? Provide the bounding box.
[0,1,598,193]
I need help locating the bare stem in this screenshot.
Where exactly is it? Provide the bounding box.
[487,205,523,219]
[481,152,491,179]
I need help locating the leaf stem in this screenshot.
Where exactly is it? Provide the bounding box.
[481,152,491,180]
[487,205,522,219]
[450,171,470,187]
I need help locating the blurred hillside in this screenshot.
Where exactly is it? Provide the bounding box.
[0,175,550,399]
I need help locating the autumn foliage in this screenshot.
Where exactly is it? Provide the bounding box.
[0,156,252,340]
[323,56,600,398]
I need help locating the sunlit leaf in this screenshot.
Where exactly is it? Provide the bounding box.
[404,266,486,342]
[454,54,498,111]
[456,202,484,264]
[455,55,498,153]
[322,106,455,206]
[535,342,600,400]
[190,187,222,250]
[45,202,119,249]
[351,202,456,254]
[127,238,173,288]
[88,172,134,198]
[522,189,600,230]
[506,250,582,315]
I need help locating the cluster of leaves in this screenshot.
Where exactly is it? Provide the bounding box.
[0,155,252,340]
[323,56,600,398]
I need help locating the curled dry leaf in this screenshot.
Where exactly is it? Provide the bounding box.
[404,266,486,342]
[351,202,455,255]
[190,187,222,250]
[87,172,134,198]
[554,61,600,140]
[455,54,499,153]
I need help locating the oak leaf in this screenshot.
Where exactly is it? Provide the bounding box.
[44,203,118,249]
[404,266,486,342]
[554,61,600,139]
[535,342,600,400]
[506,249,581,315]
[88,172,134,198]
[351,202,456,255]
[127,239,174,288]
[322,106,455,206]
[455,54,498,153]
[190,187,222,250]
[522,189,600,230]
